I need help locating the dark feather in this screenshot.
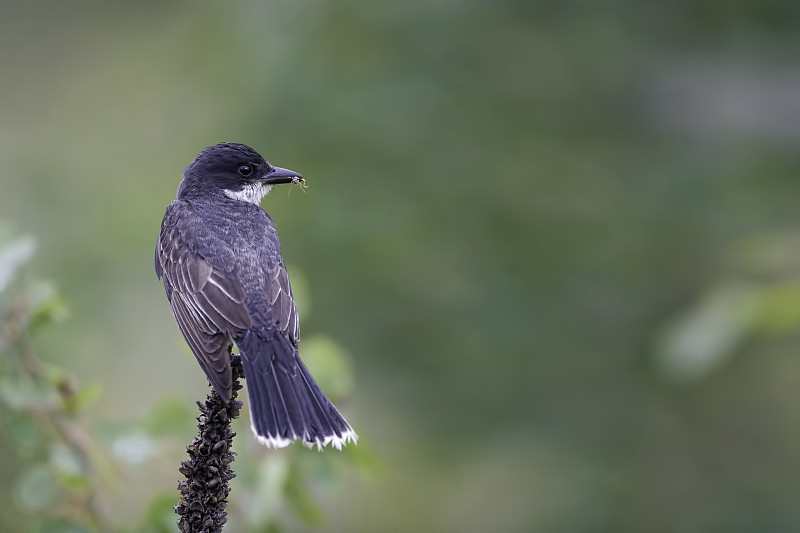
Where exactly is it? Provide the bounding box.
[265,264,300,345]
[155,202,253,401]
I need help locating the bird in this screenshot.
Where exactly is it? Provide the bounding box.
[155,143,357,450]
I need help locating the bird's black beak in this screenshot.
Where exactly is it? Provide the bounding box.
[262,166,304,185]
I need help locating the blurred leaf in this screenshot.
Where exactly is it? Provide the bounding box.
[40,365,77,407]
[4,412,44,457]
[110,432,156,465]
[750,278,800,335]
[0,374,60,411]
[140,396,195,438]
[299,335,354,400]
[14,463,57,512]
[284,461,325,527]
[50,442,83,477]
[0,235,35,294]
[653,281,760,382]
[140,493,182,533]
[342,436,383,477]
[93,419,137,443]
[65,382,104,414]
[244,456,289,529]
[26,281,69,329]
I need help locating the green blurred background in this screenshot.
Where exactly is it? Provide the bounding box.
[2,1,800,531]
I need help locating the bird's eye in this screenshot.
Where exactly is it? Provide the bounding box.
[238,165,252,176]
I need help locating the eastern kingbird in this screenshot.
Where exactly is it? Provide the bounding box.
[155,143,356,450]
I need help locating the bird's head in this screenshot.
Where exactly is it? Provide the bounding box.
[178,143,303,204]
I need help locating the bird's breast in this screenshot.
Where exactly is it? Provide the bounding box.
[196,202,281,266]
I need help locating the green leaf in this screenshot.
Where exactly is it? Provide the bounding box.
[653,281,760,382]
[65,382,104,414]
[140,396,195,438]
[750,278,800,335]
[0,375,60,411]
[14,464,58,512]
[4,413,44,457]
[110,432,156,465]
[284,460,325,527]
[27,281,69,329]
[298,335,354,400]
[342,436,383,477]
[0,235,35,294]
[49,443,87,490]
[245,456,289,529]
[140,493,182,533]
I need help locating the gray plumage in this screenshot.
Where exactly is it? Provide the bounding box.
[155,143,356,449]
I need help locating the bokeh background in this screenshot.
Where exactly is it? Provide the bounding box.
[1,1,800,531]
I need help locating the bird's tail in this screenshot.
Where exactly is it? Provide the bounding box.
[237,330,357,450]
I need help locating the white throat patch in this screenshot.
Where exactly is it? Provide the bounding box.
[223,182,272,204]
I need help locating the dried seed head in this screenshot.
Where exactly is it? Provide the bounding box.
[176,352,242,533]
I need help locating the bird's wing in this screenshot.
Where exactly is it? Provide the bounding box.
[264,261,300,346]
[155,202,252,401]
